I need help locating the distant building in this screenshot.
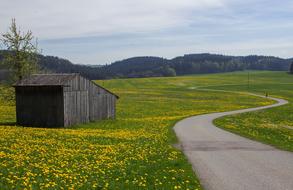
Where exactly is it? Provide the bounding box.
[14,74,119,127]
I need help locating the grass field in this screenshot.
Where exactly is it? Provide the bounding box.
[0,71,291,189]
[212,72,293,151]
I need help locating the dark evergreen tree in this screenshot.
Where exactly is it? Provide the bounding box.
[0,51,292,80]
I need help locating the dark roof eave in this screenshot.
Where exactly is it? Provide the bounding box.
[13,73,78,86]
[13,85,70,87]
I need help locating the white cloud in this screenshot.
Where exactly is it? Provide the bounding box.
[0,0,225,39]
[1,0,293,64]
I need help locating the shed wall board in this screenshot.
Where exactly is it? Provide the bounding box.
[63,90,89,127]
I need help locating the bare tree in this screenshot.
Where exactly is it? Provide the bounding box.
[1,18,39,81]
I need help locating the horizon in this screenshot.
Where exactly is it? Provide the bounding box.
[1,0,293,65]
[43,52,293,65]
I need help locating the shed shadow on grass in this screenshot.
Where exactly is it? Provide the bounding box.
[0,121,17,126]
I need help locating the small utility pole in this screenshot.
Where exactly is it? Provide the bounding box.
[247,71,250,91]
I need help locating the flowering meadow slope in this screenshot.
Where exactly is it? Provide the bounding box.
[0,72,277,189]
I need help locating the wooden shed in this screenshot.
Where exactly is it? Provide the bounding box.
[14,73,119,127]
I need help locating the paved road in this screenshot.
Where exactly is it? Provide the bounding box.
[174,94,293,190]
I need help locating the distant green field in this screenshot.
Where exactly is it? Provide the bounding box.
[1,71,291,189]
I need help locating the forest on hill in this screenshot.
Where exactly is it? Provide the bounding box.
[0,50,292,80]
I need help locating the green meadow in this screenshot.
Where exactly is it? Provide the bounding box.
[212,72,293,151]
[0,71,292,189]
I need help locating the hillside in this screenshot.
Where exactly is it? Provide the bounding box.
[0,50,292,80]
[1,71,292,189]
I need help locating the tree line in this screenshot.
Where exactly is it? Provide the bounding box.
[1,51,292,81]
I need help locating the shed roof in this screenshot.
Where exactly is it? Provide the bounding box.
[14,74,77,86]
[14,73,119,98]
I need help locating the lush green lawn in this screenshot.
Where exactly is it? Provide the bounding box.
[210,71,293,151]
[0,71,290,189]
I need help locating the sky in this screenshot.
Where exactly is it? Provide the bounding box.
[1,0,293,65]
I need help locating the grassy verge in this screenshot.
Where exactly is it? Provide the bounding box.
[212,72,293,151]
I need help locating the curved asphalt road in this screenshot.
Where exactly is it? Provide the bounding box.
[174,93,293,190]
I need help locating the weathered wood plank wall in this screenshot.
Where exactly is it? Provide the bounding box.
[63,75,90,126]
[88,81,116,121]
